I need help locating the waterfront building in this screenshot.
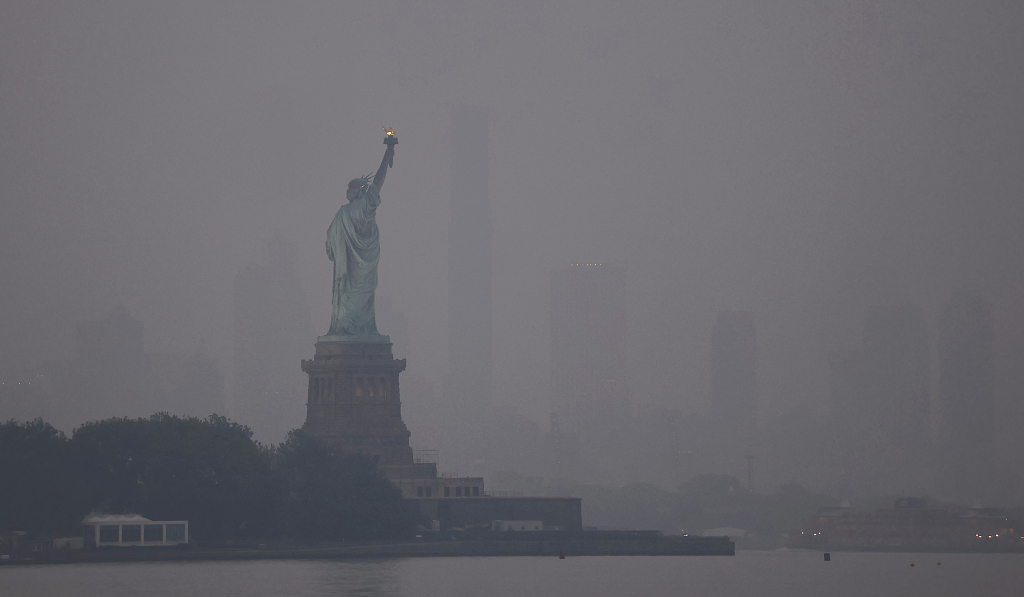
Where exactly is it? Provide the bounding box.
[491,520,544,531]
[792,499,1020,552]
[82,514,188,547]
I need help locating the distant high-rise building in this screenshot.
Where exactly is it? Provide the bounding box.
[233,236,313,443]
[828,304,932,495]
[549,263,631,481]
[710,310,757,432]
[75,304,145,368]
[446,105,492,414]
[1,305,224,432]
[863,305,932,451]
[150,340,225,420]
[704,310,758,479]
[938,289,995,502]
[72,304,151,420]
[550,264,629,431]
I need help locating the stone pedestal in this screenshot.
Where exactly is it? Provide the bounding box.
[301,341,413,467]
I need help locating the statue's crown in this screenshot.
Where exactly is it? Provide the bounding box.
[348,171,374,191]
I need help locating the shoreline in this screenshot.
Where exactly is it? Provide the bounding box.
[0,536,735,565]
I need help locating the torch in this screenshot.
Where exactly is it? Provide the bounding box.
[382,126,397,167]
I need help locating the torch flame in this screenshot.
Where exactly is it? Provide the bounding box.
[383,126,396,136]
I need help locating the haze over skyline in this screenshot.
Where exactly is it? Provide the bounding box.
[3,2,1023,495]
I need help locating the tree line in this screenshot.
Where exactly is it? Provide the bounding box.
[0,415,421,544]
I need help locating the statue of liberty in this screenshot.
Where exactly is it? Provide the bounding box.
[320,131,397,342]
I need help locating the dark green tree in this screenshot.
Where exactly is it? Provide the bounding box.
[272,430,421,540]
[0,419,83,534]
[4,414,421,545]
[72,414,274,543]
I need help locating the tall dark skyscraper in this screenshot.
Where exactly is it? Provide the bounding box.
[233,236,313,443]
[446,105,492,413]
[938,289,995,502]
[828,304,932,495]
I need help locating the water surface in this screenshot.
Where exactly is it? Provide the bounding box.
[3,550,1021,596]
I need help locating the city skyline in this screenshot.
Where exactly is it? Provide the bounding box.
[2,1,1023,503]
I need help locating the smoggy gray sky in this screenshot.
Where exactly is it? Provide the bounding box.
[3,1,1023,429]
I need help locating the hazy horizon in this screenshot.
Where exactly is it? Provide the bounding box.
[3,1,1023,499]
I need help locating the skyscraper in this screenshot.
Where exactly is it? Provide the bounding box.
[1,305,224,432]
[232,236,313,443]
[550,264,629,431]
[704,310,758,479]
[938,289,995,502]
[549,263,630,481]
[828,304,932,495]
[446,105,492,413]
[710,310,757,432]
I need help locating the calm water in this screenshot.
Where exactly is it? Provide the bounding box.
[3,550,1022,597]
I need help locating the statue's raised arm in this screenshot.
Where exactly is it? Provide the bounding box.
[373,128,398,191]
[372,145,394,190]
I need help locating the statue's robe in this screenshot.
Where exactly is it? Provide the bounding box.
[326,183,382,337]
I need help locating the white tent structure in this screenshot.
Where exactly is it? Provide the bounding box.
[82,514,188,547]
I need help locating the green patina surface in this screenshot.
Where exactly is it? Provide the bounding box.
[321,137,396,343]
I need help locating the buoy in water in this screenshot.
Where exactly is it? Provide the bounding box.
[937,562,941,565]
[910,562,915,567]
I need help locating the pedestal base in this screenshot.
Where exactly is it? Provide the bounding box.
[301,341,411,466]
